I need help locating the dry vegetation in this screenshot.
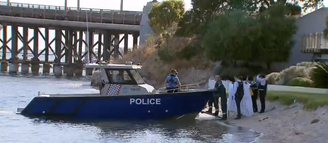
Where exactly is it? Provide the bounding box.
[112,35,214,88]
[266,62,316,86]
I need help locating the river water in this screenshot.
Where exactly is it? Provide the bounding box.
[0,76,261,143]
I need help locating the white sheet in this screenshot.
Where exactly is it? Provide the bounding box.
[227,81,254,117]
[241,82,254,117]
[227,82,237,112]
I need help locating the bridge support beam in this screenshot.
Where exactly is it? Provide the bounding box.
[88,31,94,63]
[31,27,40,75]
[103,32,111,62]
[9,24,18,74]
[113,34,120,60]
[1,25,8,72]
[124,33,128,54]
[133,33,139,50]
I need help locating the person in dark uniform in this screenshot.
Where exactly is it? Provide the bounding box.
[165,69,181,93]
[248,76,259,113]
[205,75,227,120]
[232,76,244,119]
[256,74,267,113]
[214,75,228,120]
[204,76,219,115]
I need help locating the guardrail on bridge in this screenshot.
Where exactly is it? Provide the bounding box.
[0,1,143,25]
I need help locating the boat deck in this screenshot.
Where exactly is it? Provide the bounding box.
[38,93,101,97]
[37,89,207,98]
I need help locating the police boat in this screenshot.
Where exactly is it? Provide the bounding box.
[17,62,213,120]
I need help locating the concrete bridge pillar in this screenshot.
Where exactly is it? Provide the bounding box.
[9,63,18,74]
[1,61,8,72]
[86,67,93,76]
[65,65,74,77]
[43,63,51,74]
[53,64,63,77]
[74,62,83,77]
[21,63,30,75]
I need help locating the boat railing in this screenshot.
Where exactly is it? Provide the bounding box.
[156,83,205,93]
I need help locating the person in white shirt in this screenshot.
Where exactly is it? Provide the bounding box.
[231,76,244,119]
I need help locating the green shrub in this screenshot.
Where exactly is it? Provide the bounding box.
[157,46,175,63]
[311,62,328,88]
[286,77,314,87]
[176,45,200,60]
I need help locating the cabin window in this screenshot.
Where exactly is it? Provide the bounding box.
[105,69,136,84]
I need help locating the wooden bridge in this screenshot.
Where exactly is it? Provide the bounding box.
[0,1,144,76]
[0,1,142,25]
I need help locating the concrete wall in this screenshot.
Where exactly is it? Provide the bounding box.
[272,8,328,70]
[139,1,154,46]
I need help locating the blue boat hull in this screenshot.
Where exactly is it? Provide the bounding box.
[20,91,213,120]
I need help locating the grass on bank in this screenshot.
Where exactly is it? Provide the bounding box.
[266,91,328,110]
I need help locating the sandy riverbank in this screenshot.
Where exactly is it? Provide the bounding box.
[228,101,328,143]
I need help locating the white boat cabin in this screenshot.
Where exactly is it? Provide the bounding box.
[37,62,205,98]
[86,62,156,96]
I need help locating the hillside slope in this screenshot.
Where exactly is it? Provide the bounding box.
[113,36,214,88]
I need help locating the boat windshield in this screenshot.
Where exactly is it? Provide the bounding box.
[130,70,145,84]
[105,69,145,85]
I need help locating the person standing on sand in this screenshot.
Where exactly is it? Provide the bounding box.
[256,74,267,113]
[227,76,236,113]
[204,76,219,116]
[165,69,181,93]
[231,76,244,120]
[211,75,227,120]
[248,76,259,113]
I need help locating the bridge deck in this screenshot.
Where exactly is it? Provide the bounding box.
[0,15,140,32]
[0,1,143,26]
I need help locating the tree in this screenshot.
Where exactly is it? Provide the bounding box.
[202,3,297,69]
[256,4,297,69]
[176,0,225,37]
[148,0,185,34]
[176,0,307,37]
[202,10,261,66]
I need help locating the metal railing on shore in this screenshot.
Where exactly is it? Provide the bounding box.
[301,32,328,53]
